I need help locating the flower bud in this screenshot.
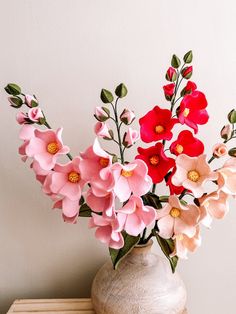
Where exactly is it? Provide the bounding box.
[165,67,177,82]
[100,89,114,104]
[228,109,236,124]
[25,95,38,108]
[228,147,236,157]
[94,122,112,139]
[163,83,175,101]
[16,112,28,125]
[5,83,21,96]
[8,96,23,108]
[181,66,193,79]
[123,128,140,147]
[115,83,128,98]
[180,81,197,96]
[120,109,135,125]
[94,106,110,121]
[171,55,181,69]
[221,124,233,140]
[212,143,228,158]
[28,107,44,123]
[183,50,193,64]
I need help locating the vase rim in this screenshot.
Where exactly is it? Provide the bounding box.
[134,239,153,249]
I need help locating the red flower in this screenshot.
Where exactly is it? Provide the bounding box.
[170,130,204,157]
[166,167,186,195]
[165,67,177,82]
[184,81,197,94]
[139,106,178,143]
[163,83,175,100]
[178,91,209,133]
[136,143,175,184]
[181,66,193,79]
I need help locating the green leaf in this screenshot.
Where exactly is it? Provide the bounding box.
[183,50,193,63]
[171,54,181,69]
[228,147,236,157]
[79,203,92,217]
[100,89,114,103]
[5,83,21,96]
[154,232,178,273]
[228,109,236,124]
[109,232,140,269]
[8,96,23,108]
[115,83,128,98]
[142,192,162,209]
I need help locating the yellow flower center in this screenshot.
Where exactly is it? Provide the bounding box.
[183,108,190,117]
[187,170,200,182]
[170,207,181,218]
[175,144,184,154]
[121,170,133,177]
[149,155,159,166]
[155,125,165,134]
[99,157,109,168]
[176,234,184,241]
[68,171,81,183]
[47,142,59,154]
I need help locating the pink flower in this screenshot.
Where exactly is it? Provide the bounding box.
[172,154,218,198]
[31,160,51,185]
[217,158,236,196]
[170,226,201,259]
[89,213,124,249]
[221,124,232,140]
[199,191,229,227]
[25,128,70,170]
[117,196,156,236]
[156,195,200,239]
[111,159,152,202]
[25,94,38,107]
[94,107,109,121]
[94,122,112,139]
[123,128,139,147]
[16,112,27,124]
[28,107,44,122]
[80,139,114,196]
[212,143,227,158]
[120,109,135,125]
[86,189,115,218]
[53,197,80,223]
[47,157,86,201]
[18,125,36,161]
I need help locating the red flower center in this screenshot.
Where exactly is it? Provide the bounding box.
[99,157,109,168]
[149,155,159,166]
[47,142,59,154]
[68,171,81,183]
[155,125,165,134]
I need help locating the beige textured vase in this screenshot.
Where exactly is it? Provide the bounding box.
[91,240,187,314]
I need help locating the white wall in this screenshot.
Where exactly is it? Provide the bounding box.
[1,0,236,313]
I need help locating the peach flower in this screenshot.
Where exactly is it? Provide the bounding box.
[156,195,200,239]
[170,226,201,259]
[172,154,218,198]
[217,158,236,196]
[212,143,227,158]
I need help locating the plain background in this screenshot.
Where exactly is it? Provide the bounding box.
[1,0,236,313]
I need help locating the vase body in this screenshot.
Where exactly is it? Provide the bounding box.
[91,241,187,314]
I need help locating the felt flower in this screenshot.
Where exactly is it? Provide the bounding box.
[31,160,51,185]
[156,195,200,239]
[199,190,229,227]
[221,124,233,140]
[18,124,36,161]
[181,66,193,79]
[80,139,114,196]
[53,197,80,223]
[139,106,178,143]
[217,158,236,196]
[163,83,175,100]
[111,159,152,202]
[120,109,135,125]
[117,196,156,236]
[165,67,177,82]
[89,213,124,249]
[170,226,201,259]
[172,154,218,198]
[178,91,209,133]
[94,107,109,121]
[86,189,115,218]
[136,143,175,184]
[166,167,186,195]
[16,112,28,125]
[212,143,227,158]
[47,157,86,201]
[28,107,44,123]
[94,122,112,139]
[123,128,139,147]
[170,130,204,157]
[183,81,197,94]
[25,128,70,171]
[24,94,38,107]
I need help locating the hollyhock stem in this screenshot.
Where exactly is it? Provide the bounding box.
[111,98,124,164]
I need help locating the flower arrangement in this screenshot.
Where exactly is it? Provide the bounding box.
[5,51,236,273]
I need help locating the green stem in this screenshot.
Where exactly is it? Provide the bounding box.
[111,99,124,164]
